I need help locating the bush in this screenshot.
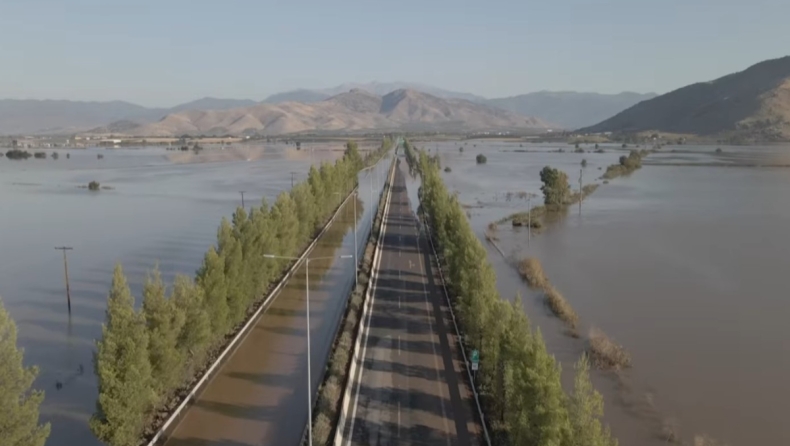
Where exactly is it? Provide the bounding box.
[313,412,333,445]
[544,286,578,329]
[51,152,59,160]
[588,328,631,370]
[475,154,487,164]
[97,154,104,159]
[444,166,452,172]
[517,258,549,289]
[581,159,587,168]
[317,376,340,414]
[88,181,101,191]
[5,149,31,160]
[34,151,46,159]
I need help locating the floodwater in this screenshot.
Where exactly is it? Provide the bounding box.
[0,144,392,446]
[418,140,790,446]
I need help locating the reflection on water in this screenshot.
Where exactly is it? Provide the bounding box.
[425,140,790,446]
[0,145,390,446]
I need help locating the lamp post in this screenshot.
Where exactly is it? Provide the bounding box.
[262,253,352,446]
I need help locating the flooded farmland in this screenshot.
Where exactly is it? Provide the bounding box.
[421,140,790,446]
[0,143,391,445]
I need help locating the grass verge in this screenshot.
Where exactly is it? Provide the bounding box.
[305,161,393,446]
[588,327,631,370]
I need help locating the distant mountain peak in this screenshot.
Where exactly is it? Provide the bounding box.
[484,91,658,129]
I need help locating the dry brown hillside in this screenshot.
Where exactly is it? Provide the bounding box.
[581,56,790,142]
[129,89,549,136]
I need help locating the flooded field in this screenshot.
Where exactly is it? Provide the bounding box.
[419,140,790,446]
[0,144,390,445]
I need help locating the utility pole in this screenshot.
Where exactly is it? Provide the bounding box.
[579,168,583,215]
[528,195,532,246]
[239,191,246,209]
[54,247,73,314]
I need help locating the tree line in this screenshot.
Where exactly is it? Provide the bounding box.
[91,138,393,446]
[408,142,617,446]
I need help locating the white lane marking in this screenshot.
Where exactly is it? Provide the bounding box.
[344,168,395,446]
[397,401,401,437]
[416,230,452,443]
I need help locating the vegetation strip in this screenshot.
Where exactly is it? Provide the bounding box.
[304,155,396,446]
[405,140,617,446]
[423,204,493,445]
[517,258,579,334]
[89,138,392,446]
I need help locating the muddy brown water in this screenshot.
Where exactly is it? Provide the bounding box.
[411,140,790,446]
[0,145,392,445]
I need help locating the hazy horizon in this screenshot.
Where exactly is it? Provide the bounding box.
[1,0,788,107]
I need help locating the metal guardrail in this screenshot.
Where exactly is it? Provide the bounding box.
[423,216,493,446]
[332,151,398,446]
[144,188,358,446]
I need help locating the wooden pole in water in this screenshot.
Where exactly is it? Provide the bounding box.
[528,195,531,246]
[239,191,246,209]
[579,168,583,215]
[55,247,73,314]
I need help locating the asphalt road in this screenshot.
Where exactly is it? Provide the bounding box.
[343,161,481,446]
[161,189,371,446]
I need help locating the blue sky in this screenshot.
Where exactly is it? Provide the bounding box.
[1,0,788,107]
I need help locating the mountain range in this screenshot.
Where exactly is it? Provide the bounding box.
[581,56,790,141]
[484,91,657,129]
[0,81,652,135]
[126,89,550,136]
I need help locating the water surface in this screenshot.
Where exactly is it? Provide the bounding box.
[0,144,390,445]
[422,140,790,446]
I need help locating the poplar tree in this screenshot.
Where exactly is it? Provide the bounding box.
[0,298,50,446]
[172,274,211,374]
[568,354,618,446]
[217,219,244,325]
[91,264,155,446]
[272,192,300,258]
[196,246,229,340]
[142,268,185,401]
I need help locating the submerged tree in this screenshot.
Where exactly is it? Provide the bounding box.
[91,265,155,446]
[0,298,50,446]
[540,166,571,206]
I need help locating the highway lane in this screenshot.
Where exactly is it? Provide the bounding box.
[160,160,391,446]
[344,161,481,446]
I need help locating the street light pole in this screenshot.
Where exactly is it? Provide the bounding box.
[262,253,352,446]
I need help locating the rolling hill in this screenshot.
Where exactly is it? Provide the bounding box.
[580,56,790,141]
[263,82,486,104]
[0,97,261,135]
[129,89,550,136]
[485,91,657,129]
